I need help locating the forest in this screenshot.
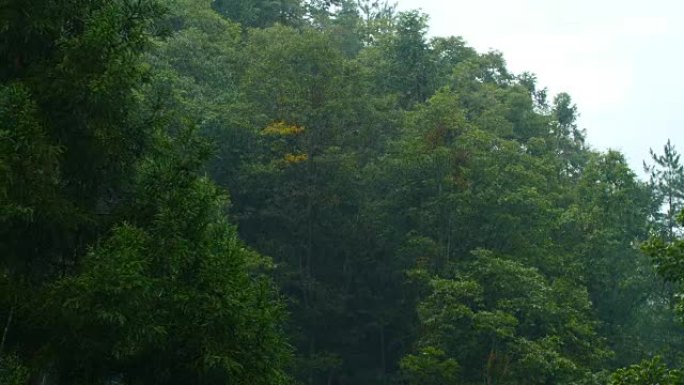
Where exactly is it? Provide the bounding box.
[3,0,684,384]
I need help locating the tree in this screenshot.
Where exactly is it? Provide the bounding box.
[235,23,380,385]
[354,0,396,45]
[1,1,166,376]
[405,250,608,385]
[565,151,679,366]
[143,0,251,186]
[642,210,684,314]
[609,357,684,385]
[212,0,303,28]
[43,129,292,385]
[400,346,459,385]
[368,10,433,108]
[644,140,684,239]
[0,0,165,281]
[1,2,293,383]
[430,36,477,90]
[551,92,586,176]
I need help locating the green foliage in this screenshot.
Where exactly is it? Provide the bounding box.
[212,0,303,28]
[571,152,652,312]
[0,355,29,385]
[0,83,61,225]
[1,0,166,283]
[408,251,608,385]
[2,1,292,384]
[45,130,291,385]
[645,140,684,239]
[642,211,684,310]
[609,357,684,385]
[400,346,459,385]
[4,1,678,384]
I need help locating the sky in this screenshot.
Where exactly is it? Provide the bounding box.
[395,0,684,177]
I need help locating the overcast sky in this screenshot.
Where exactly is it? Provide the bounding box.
[395,0,683,177]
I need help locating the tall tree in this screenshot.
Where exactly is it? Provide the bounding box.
[44,129,292,385]
[0,0,165,281]
[359,10,433,109]
[1,2,293,384]
[645,140,684,240]
[403,251,608,385]
[1,4,166,372]
[563,151,681,366]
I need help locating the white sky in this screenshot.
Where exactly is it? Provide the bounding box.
[395,0,684,177]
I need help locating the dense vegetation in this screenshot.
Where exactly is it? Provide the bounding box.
[2,1,684,384]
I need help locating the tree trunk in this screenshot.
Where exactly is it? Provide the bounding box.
[0,302,15,356]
